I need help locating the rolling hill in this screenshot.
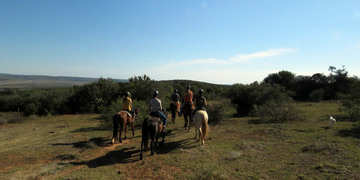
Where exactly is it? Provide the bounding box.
[0,73,127,89]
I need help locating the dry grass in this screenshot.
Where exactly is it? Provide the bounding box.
[1,101,360,179]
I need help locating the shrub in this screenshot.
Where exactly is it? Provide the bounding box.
[253,101,302,123]
[207,104,225,125]
[341,99,360,121]
[340,80,360,121]
[309,89,325,102]
[24,103,39,116]
[228,83,291,116]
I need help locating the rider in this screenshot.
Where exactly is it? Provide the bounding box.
[170,89,181,122]
[194,88,207,114]
[149,90,168,127]
[122,91,133,116]
[184,85,194,108]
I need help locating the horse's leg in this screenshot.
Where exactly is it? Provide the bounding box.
[199,128,203,145]
[140,138,144,160]
[194,126,197,139]
[187,114,191,132]
[183,114,188,130]
[150,136,155,155]
[119,121,123,143]
[124,120,128,140]
[155,128,159,148]
[112,116,118,144]
[131,121,135,137]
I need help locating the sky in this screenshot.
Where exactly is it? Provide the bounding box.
[0,0,359,84]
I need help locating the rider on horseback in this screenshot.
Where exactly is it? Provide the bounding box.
[194,88,207,114]
[122,91,133,117]
[149,90,168,128]
[184,85,194,108]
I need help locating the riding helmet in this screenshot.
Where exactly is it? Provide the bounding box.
[199,88,204,94]
[153,90,159,97]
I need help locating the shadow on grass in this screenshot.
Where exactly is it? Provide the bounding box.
[248,118,272,124]
[51,137,110,149]
[157,138,194,154]
[337,125,360,139]
[71,126,109,133]
[71,147,140,168]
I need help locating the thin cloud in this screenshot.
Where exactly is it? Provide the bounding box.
[163,48,297,67]
[229,48,296,63]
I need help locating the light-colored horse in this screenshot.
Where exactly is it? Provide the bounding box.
[112,110,137,144]
[193,110,209,145]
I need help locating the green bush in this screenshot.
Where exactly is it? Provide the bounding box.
[228,83,291,116]
[253,101,302,123]
[207,103,225,125]
[24,103,39,116]
[340,79,360,121]
[341,99,360,121]
[309,89,325,102]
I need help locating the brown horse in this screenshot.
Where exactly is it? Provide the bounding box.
[182,103,194,131]
[140,116,165,160]
[169,101,181,124]
[112,109,137,144]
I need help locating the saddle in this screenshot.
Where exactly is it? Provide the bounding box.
[148,116,161,124]
[120,110,132,119]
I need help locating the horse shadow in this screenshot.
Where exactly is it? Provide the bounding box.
[156,137,196,154]
[337,125,360,139]
[51,137,110,149]
[71,127,109,133]
[70,147,140,168]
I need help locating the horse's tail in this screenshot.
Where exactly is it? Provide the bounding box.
[202,113,209,139]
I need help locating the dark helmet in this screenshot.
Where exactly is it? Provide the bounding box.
[199,88,204,95]
[174,89,178,93]
[153,90,159,97]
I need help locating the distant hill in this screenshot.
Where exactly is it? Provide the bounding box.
[0,73,127,89]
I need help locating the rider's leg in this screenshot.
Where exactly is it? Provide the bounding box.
[158,111,167,127]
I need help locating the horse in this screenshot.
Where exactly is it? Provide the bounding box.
[112,109,137,144]
[193,110,209,145]
[182,103,194,131]
[169,101,181,124]
[140,116,165,160]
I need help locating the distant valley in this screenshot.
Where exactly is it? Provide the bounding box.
[0,73,127,89]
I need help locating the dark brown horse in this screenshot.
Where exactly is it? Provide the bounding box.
[140,116,165,160]
[182,103,194,131]
[112,109,137,144]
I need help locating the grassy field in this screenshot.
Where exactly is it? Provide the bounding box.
[1,101,360,179]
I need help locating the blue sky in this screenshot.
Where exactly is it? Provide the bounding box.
[1,0,359,84]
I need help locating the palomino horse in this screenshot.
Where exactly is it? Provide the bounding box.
[112,109,137,144]
[140,116,165,160]
[193,110,209,145]
[182,103,194,131]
